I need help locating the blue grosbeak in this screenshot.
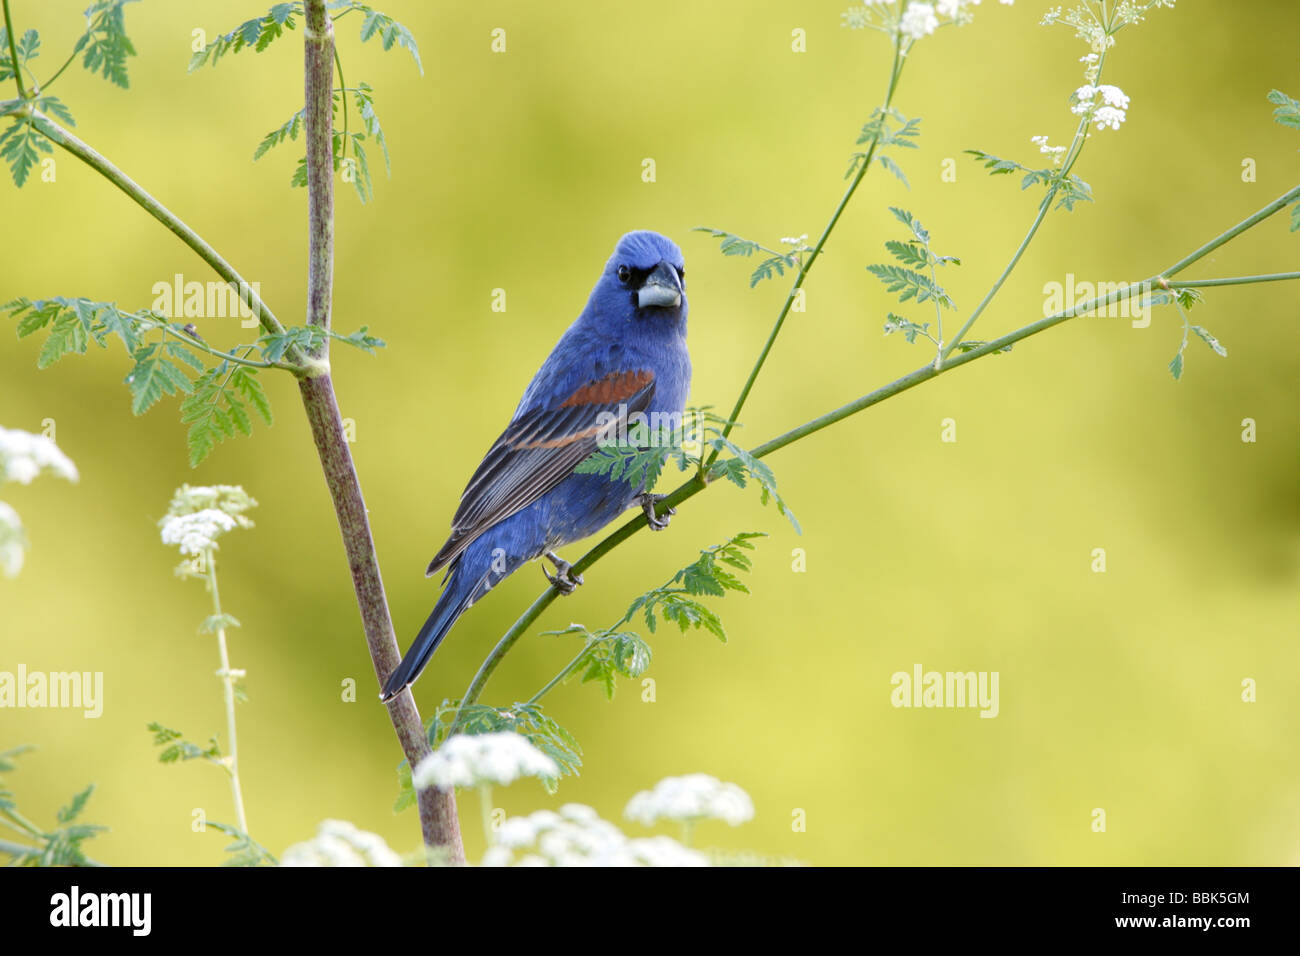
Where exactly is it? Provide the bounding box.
[381,231,690,701]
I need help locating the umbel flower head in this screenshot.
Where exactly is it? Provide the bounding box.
[0,426,79,578]
[0,426,79,485]
[483,803,707,867]
[280,820,403,867]
[624,774,755,827]
[158,484,257,557]
[413,731,559,790]
[842,0,1015,41]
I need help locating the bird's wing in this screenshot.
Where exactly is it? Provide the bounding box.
[425,368,656,576]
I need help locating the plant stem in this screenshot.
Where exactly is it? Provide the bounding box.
[705,36,905,468]
[456,183,1300,712]
[298,0,463,861]
[304,2,334,356]
[1168,272,1300,288]
[941,52,1111,360]
[203,547,248,836]
[2,0,26,99]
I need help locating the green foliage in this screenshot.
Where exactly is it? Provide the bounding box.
[147,722,222,763]
[574,418,694,492]
[694,227,801,288]
[1268,89,1300,133]
[0,746,106,866]
[6,295,383,465]
[203,3,417,202]
[546,532,765,702]
[189,2,302,71]
[1269,91,1300,231]
[705,437,800,532]
[848,107,921,185]
[207,821,279,867]
[883,312,937,345]
[425,700,581,793]
[1160,291,1225,382]
[965,148,1094,211]
[342,2,423,74]
[576,407,799,531]
[182,365,273,467]
[0,111,55,187]
[868,207,959,324]
[74,0,139,89]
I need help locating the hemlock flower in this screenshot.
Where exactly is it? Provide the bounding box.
[158,484,257,558]
[483,803,707,867]
[0,426,79,485]
[624,774,755,827]
[281,820,403,867]
[900,3,939,39]
[0,426,79,578]
[413,731,559,790]
[842,0,1012,39]
[1072,83,1130,130]
[0,501,26,578]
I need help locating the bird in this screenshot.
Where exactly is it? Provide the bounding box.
[381,230,691,702]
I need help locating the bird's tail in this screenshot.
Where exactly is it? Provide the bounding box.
[380,569,480,702]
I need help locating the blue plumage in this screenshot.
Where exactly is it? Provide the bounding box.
[381,231,690,701]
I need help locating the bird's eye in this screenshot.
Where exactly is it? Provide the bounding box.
[617,265,631,283]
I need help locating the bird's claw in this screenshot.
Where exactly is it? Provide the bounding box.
[637,493,676,531]
[543,551,583,595]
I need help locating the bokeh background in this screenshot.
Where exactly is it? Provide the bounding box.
[2,0,1297,866]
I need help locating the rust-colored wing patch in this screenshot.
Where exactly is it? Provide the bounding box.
[560,369,654,408]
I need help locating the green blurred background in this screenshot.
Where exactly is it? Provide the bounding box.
[2,0,1298,866]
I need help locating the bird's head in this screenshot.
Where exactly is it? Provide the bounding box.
[596,230,687,323]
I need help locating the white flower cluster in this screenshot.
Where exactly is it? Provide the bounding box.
[1072,83,1131,130]
[482,804,707,867]
[624,774,755,827]
[0,427,79,485]
[413,731,559,790]
[157,484,257,556]
[1030,134,1068,165]
[0,426,79,578]
[842,0,1013,39]
[280,820,403,867]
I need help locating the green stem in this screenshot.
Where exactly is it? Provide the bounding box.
[704,35,906,469]
[454,183,1300,715]
[2,0,26,99]
[203,547,248,836]
[942,51,1111,360]
[158,323,302,373]
[527,642,595,705]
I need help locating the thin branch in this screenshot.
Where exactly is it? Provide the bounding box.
[298,0,462,861]
[941,50,1111,360]
[2,0,26,99]
[455,182,1300,716]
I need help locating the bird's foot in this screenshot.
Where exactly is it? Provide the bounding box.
[543,551,584,595]
[637,493,676,531]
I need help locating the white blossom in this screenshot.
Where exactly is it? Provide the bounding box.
[483,803,707,867]
[0,426,78,485]
[413,731,559,790]
[624,774,755,827]
[158,484,256,556]
[1072,83,1130,130]
[0,501,25,578]
[281,820,403,867]
[900,2,939,38]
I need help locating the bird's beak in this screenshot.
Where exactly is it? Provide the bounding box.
[637,261,683,309]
